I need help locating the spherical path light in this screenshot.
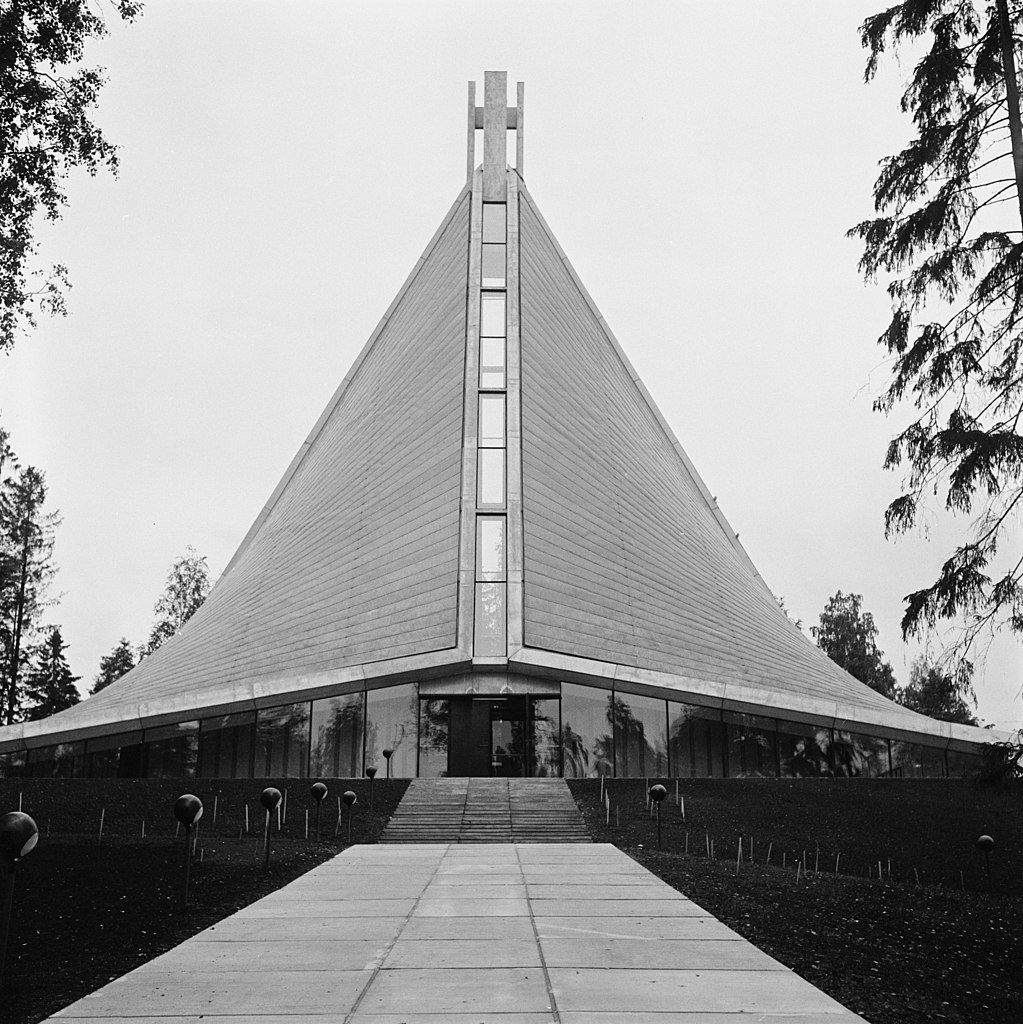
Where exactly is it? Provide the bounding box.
[0,811,39,990]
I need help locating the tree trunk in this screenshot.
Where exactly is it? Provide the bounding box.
[996,0,1023,230]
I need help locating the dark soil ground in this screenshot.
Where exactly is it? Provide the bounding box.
[568,777,1023,1024]
[0,778,408,1024]
[2,777,1020,1024]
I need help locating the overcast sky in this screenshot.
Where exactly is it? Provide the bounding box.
[2,1,1020,729]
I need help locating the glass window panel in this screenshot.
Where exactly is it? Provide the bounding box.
[419,698,449,777]
[530,698,561,777]
[480,335,506,389]
[85,730,143,778]
[890,739,946,778]
[612,692,668,777]
[946,748,983,778]
[481,243,506,287]
[480,293,506,337]
[199,712,255,779]
[27,741,85,779]
[478,448,505,507]
[777,720,833,777]
[668,703,698,778]
[476,516,506,578]
[0,751,26,779]
[144,722,199,779]
[474,582,507,656]
[365,683,418,778]
[256,703,310,778]
[724,713,777,778]
[478,393,506,447]
[831,730,889,778]
[482,202,506,242]
[310,693,365,778]
[561,682,614,778]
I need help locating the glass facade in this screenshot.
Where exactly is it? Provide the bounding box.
[309,695,364,778]
[366,683,418,778]
[724,712,777,778]
[561,683,613,778]
[613,691,668,777]
[256,703,309,778]
[0,679,974,781]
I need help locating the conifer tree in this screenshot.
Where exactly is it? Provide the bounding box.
[24,626,80,721]
[852,1,1023,681]
[0,465,59,724]
[897,657,979,724]
[91,637,136,694]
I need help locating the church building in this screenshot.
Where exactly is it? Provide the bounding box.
[0,74,998,782]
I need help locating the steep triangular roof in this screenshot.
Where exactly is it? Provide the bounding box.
[0,156,1000,753]
[516,185,905,718]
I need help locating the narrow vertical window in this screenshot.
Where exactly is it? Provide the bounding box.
[478,393,506,447]
[474,582,507,656]
[476,516,506,579]
[479,336,506,389]
[481,243,506,287]
[482,203,506,242]
[480,292,506,337]
[478,448,505,507]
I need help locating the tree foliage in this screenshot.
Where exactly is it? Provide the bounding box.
[811,591,898,698]
[91,636,134,694]
[0,0,141,351]
[23,625,80,720]
[142,546,210,656]
[897,656,979,722]
[851,1,1023,669]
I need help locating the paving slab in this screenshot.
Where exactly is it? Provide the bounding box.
[45,842,867,1024]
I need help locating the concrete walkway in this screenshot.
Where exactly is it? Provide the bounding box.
[51,843,866,1023]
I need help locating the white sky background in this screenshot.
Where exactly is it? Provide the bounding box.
[2,0,1020,729]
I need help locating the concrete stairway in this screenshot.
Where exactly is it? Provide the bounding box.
[380,777,590,843]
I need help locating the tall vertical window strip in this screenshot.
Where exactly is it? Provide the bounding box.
[480,336,506,389]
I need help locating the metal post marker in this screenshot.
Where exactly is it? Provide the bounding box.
[366,766,377,810]
[382,749,394,779]
[173,795,204,909]
[342,791,357,845]
[260,788,282,870]
[0,811,39,990]
[310,782,328,841]
[648,784,667,850]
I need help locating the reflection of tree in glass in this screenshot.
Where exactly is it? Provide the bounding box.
[530,699,559,777]
[733,724,775,777]
[257,703,310,775]
[782,731,831,777]
[610,695,658,777]
[312,696,363,777]
[562,723,588,777]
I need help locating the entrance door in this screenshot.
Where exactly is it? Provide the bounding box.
[447,697,525,776]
